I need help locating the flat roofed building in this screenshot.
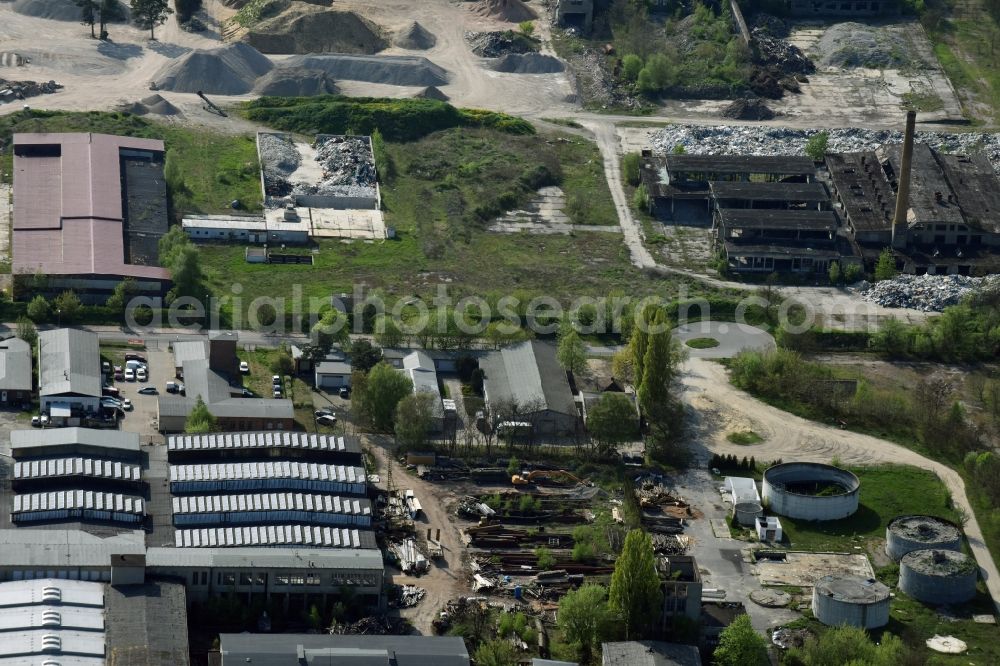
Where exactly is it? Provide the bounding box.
[0,337,32,406]
[12,490,145,525]
[217,634,470,666]
[602,641,700,666]
[11,427,141,461]
[12,132,170,302]
[37,329,102,418]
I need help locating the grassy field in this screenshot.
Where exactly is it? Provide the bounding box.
[778,465,960,552]
[926,0,1000,123]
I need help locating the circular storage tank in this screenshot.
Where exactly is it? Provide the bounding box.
[734,501,763,527]
[762,462,860,521]
[886,515,963,561]
[812,574,890,629]
[899,549,978,604]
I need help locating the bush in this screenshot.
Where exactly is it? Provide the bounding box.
[622,54,643,82]
[519,20,534,36]
[622,152,641,186]
[632,183,650,210]
[805,131,829,161]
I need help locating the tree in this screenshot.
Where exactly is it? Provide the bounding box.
[611,347,635,385]
[373,314,406,348]
[587,392,638,453]
[363,362,412,431]
[608,529,662,639]
[785,625,906,666]
[76,0,99,37]
[106,278,137,314]
[99,0,124,38]
[472,640,517,666]
[637,309,680,417]
[844,262,862,283]
[307,604,322,631]
[159,224,190,265]
[131,0,173,39]
[622,54,643,82]
[313,309,349,351]
[269,351,294,377]
[557,326,587,375]
[350,339,382,373]
[168,245,205,302]
[828,261,841,285]
[713,614,768,666]
[394,392,436,448]
[185,396,218,433]
[874,247,897,281]
[622,152,641,186]
[54,290,83,324]
[518,20,534,36]
[16,317,37,348]
[805,131,829,161]
[557,584,614,663]
[534,546,556,570]
[27,296,50,323]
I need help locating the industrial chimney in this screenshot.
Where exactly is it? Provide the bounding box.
[891,110,916,249]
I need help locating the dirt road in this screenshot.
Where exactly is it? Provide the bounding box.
[366,435,468,635]
[682,357,1000,614]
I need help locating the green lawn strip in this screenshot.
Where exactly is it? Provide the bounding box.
[777,465,959,553]
[684,337,719,349]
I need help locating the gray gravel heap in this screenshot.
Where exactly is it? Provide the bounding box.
[858,274,1000,311]
[650,124,1000,174]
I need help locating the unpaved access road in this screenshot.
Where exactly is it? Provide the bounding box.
[366,434,469,635]
[682,357,1000,615]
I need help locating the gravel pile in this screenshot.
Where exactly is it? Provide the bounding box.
[490,53,564,74]
[650,124,1000,174]
[815,23,927,69]
[414,85,449,101]
[395,21,436,50]
[243,6,388,55]
[304,136,377,198]
[721,97,775,120]
[253,66,338,96]
[122,93,180,116]
[153,43,273,95]
[859,274,1000,311]
[0,77,62,103]
[284,54,448,86]
[473,0,537,22]
[466,31,535,58]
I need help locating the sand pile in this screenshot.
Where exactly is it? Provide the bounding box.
[13,0,128,21]
[153,43,273,95]
[243,5,388,55]
[491,53,563,74]
[394,22,436,50]
[474,0,537,23]
[284,54,448,86]
[414,86,449,101]
[253,66,339,96]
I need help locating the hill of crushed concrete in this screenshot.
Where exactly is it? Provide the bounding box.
[153,43,274,95]
[242,4,388,55]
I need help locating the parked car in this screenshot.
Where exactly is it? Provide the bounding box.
[314,408,335,418]
[273,388,282,398]
[114,367,124,380]
[315,414,337,426]
[136,367,148,382]
[166,381,180,394]
[125,359,146,371]
[137,387,158,395]
[125,353,146,362]
[101,397,123,408]
[124,368,135,382]
[339,387,350,399]
[102,361,111,374]
[40,414,49,426]
[102,387,120,397]
[122,399,133,411]
[240,361,250,374]
[31,415,40,427]
[272,375,281,383]
[241,388,256,398]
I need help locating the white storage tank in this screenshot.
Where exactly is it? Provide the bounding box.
[899,549,978,605]
[812,575,890,629]
[885,515,962,562]
[762,462,860,521]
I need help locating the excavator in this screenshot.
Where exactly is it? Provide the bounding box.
[511,470,588,486]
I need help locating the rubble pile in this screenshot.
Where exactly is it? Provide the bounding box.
[721,97,775,121]
[258,133,299,198]
[0,78,62,103]
[859,274,1000,312]
[466,31,535,58]
[649,124,1000,174]
[750,13,790,38]
[331,616,411,635]
[295,135,377,198]
[389,584,426,608]
[752,27,815,76]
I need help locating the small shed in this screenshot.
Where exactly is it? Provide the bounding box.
[756,516,783,542]
[245,247,267,263]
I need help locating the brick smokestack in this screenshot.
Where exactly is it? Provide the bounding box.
[891,110,916,249]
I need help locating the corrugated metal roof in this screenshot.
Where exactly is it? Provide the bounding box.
[11,427,141,455]
[169,462,365,483]
[0,579,106,663]
[218,634,469,666]
[0,529,145,568]
[13,490,145,516]
[172,493,371,516]
[145,546,383,569]
[0,337,32,392]
[15,457,141,482]
[37,329,101,398]
[167,432,360,454]
[481,341,576,417]
[172,525,377,549]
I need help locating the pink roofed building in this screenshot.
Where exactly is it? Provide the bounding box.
[13,132,172,302]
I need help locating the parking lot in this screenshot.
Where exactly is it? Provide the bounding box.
[105,348,173,442]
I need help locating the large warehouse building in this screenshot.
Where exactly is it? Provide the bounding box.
[12,132,172,302]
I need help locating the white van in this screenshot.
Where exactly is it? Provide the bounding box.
[125,359,145,371]
[124,368,135,382]
[136,367,147,382]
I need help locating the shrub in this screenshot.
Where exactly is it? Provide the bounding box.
[622,54,643,82]
[622,152,641,186]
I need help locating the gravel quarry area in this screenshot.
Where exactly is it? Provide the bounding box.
[651,124,1000,173]
[241,5,389,56]
[153,42,274,95]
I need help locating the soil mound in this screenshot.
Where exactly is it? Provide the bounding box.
[490,53,563,74]
[473,0,537,22]
[721,97,775,120]
[12,0,128,21]
[394,21,436,50]
[243,5,388,55]
[815,23,926,69]
[141,93,181,115]
[153,43,273,95]
[466,30,537,58]
[414,86,449,101]
[253,66,339,96]
[285,54,448,86]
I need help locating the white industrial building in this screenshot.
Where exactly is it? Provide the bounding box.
[168,461,367,495]
[37,328,102,420]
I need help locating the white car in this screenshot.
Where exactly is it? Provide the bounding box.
[240,361,250,374]
[122,399,133,411]
[31,415,40,427]
[124,368,135,382]
[40,414,49,426]
[136,367,148,382]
